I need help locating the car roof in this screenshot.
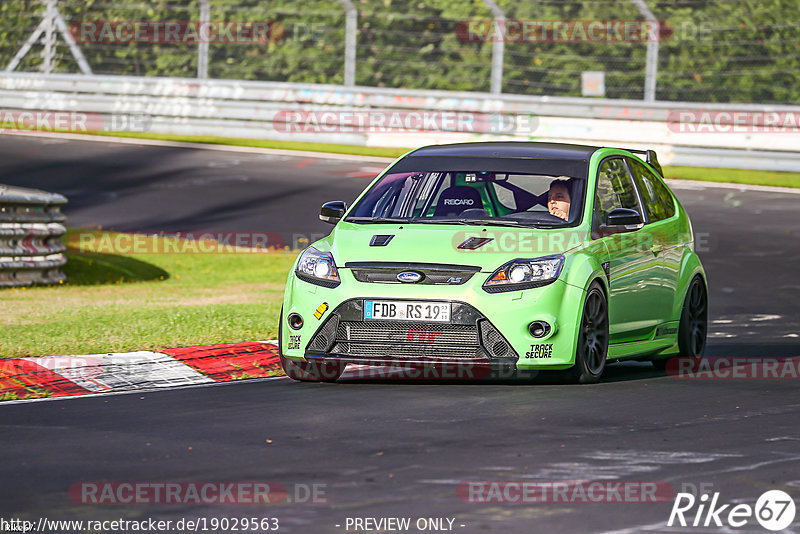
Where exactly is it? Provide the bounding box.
[407,142,602,160]
[389,142,603,176]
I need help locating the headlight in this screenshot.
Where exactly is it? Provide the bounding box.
[296,247,341,288]
[483,255,564,293]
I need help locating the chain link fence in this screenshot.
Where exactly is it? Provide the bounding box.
[1,0,798,103]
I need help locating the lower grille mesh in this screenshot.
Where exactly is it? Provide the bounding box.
[479,320,511,358]
[307,315,339,352]
[337,321,478,344]
[305,300,519,363]
[331,342,483,360]
[332,320,482,359]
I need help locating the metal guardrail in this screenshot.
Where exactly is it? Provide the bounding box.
[0,184,67,288]
[1,72,799,171]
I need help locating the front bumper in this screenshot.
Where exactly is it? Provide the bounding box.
[304,298,518,367]
[282,267,586,370]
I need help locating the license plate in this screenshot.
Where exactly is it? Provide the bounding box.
[364,300,451,322]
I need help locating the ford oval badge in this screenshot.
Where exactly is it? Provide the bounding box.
[397,271,423,283]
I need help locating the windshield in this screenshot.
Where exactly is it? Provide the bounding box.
[347,170,586,227]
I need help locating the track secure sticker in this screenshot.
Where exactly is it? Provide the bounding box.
[526,344,553,359]
[314,303,329,320]
[288,335,301,350]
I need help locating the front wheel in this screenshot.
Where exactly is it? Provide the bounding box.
[278,308,344,382]
[569,282,609,384]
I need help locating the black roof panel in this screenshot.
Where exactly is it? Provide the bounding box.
[407,141,601,160]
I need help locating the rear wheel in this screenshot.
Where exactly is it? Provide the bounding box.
[278,308,344,382]
[679,276,708,358]
[652,276,707,369]
[569,282,609,384]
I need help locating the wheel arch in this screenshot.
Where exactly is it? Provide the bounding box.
[563,248,609,296]
[561,260,610,368]
[674,249,707,320]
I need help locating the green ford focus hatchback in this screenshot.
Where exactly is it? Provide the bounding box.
[279,142,708,383]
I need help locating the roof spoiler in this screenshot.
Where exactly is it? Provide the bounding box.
[625,149,664,177]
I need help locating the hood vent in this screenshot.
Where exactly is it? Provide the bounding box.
[457,237,494,250]
[370,235,394,247]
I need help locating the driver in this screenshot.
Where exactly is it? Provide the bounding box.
[547,179,571,221]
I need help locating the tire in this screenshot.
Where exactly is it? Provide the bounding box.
[278,308,344,382]
[678,276,708,358]
[569,281,609,384]
[652,276,707,370]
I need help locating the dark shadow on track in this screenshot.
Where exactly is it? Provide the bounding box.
[306,341,800,387]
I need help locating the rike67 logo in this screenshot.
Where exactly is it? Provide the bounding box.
[668,490,796,531]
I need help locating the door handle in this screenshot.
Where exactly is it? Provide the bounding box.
[650,243,664,255]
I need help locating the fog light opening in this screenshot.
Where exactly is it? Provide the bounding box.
[529,321,551,338]
[288,313,304,330]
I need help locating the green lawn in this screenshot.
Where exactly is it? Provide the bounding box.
[90,131,410,159]
[1,231,296,357]
[87,131,800,189]
[663,166,800,189]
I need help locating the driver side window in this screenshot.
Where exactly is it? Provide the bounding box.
[594,158,641,226]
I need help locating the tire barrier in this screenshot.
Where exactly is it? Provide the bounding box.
[0,184,68,288]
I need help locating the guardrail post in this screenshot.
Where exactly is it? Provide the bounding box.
[338,0,357,86]
[481,0,505,94]
[631,0,659,101]
[0,185,68,288]
[197,0,210,79]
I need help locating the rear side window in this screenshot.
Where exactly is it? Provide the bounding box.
[627,159,676,222]
[594,158,641,225]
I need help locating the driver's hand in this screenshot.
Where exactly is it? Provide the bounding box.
[549,206,569,220]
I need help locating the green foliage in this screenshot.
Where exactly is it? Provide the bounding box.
[1,0,797,103]
[1,232,298,357]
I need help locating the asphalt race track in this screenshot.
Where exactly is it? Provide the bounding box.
[2,134,800,533]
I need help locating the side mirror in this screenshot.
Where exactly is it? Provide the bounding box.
[606,207,642,227]
[320,201,347,224]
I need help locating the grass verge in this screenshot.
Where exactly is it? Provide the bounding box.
[1,231,296,357]
[88,130,410,159]
[663,166,800,189]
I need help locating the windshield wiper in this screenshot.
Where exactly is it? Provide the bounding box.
[346,216,556,229]
[345,217,411,223]
[460,218,525,227]
[411,218,478,226]
[421,218,536,228]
